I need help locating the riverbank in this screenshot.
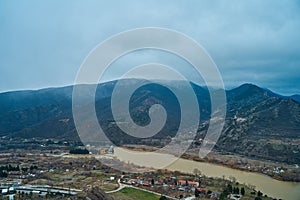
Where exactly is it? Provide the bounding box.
[122,145,300,182]
[114,147,300,200]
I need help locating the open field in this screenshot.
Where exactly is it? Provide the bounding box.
[110,187,161,200]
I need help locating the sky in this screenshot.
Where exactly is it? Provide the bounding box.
[0,0,300,95]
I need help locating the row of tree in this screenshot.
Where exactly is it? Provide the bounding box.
[0,164,20,172]
[69,148,89,154]
[0,164,38,177]
[227,184,245,195]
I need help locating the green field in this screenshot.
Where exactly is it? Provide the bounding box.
[111,187,161,200]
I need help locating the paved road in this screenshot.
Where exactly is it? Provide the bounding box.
[105,179,125,194]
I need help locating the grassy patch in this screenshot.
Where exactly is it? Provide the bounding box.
[110,187,160,200]
[100,184,118,191]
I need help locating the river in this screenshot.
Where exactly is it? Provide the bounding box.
[113,147,300,200]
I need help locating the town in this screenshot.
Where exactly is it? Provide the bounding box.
[0,137,278,200]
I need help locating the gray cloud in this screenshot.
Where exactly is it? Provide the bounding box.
[0,0,299,94]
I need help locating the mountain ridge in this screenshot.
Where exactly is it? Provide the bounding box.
[0,79,299,164]
[1,81,299,99]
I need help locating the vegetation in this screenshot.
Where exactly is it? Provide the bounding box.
[69,148,89,154]
[1,81,299,166]
[111,188,160,200]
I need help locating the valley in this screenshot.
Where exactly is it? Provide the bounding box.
[0,79,299,199]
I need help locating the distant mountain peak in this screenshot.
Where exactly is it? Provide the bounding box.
[235,83,263,91]
[227,83,274,102]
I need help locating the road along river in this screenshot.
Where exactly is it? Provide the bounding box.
[113,147,300,200]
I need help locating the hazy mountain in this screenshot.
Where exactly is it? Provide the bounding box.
[217,84,300,163]
[0,80,299,163]
[291,94,300,103]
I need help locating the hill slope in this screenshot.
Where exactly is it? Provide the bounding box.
[0,80,299,163]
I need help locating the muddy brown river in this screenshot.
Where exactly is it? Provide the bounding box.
[114,148,300,200]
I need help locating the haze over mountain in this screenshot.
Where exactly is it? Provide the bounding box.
[0,79,299,164]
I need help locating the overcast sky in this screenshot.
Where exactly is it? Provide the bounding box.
[1,0,300,95]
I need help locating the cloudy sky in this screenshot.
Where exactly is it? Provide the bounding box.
[1,0,300,95]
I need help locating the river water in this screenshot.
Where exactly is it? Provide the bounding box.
[114,148,300,200]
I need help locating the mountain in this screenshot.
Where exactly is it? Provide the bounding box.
[0,80,299,164]
[217,84,300,163]
[0,82,115,139]
[291,94,300,103]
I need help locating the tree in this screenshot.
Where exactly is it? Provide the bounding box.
[159,196,167,200]
[195,188,200,197]
[69,148,89,154]
[193,168,201,177]
[0,170,8,178]
[229,176,236,183]
[233,187,236,194]
[233,187,239,194]
[151,179,155,185]
[30,165,38,171]
[241,187,245,195]
[257,190,263,197]
[227,184,233,193]
[219,193,225,200]
[21,167,28,173]
[220,189,230,200]
[248,184,256,190]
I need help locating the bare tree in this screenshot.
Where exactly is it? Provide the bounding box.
[229,176,236,183]
[248,184,256,190]
[193,168,201,178]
